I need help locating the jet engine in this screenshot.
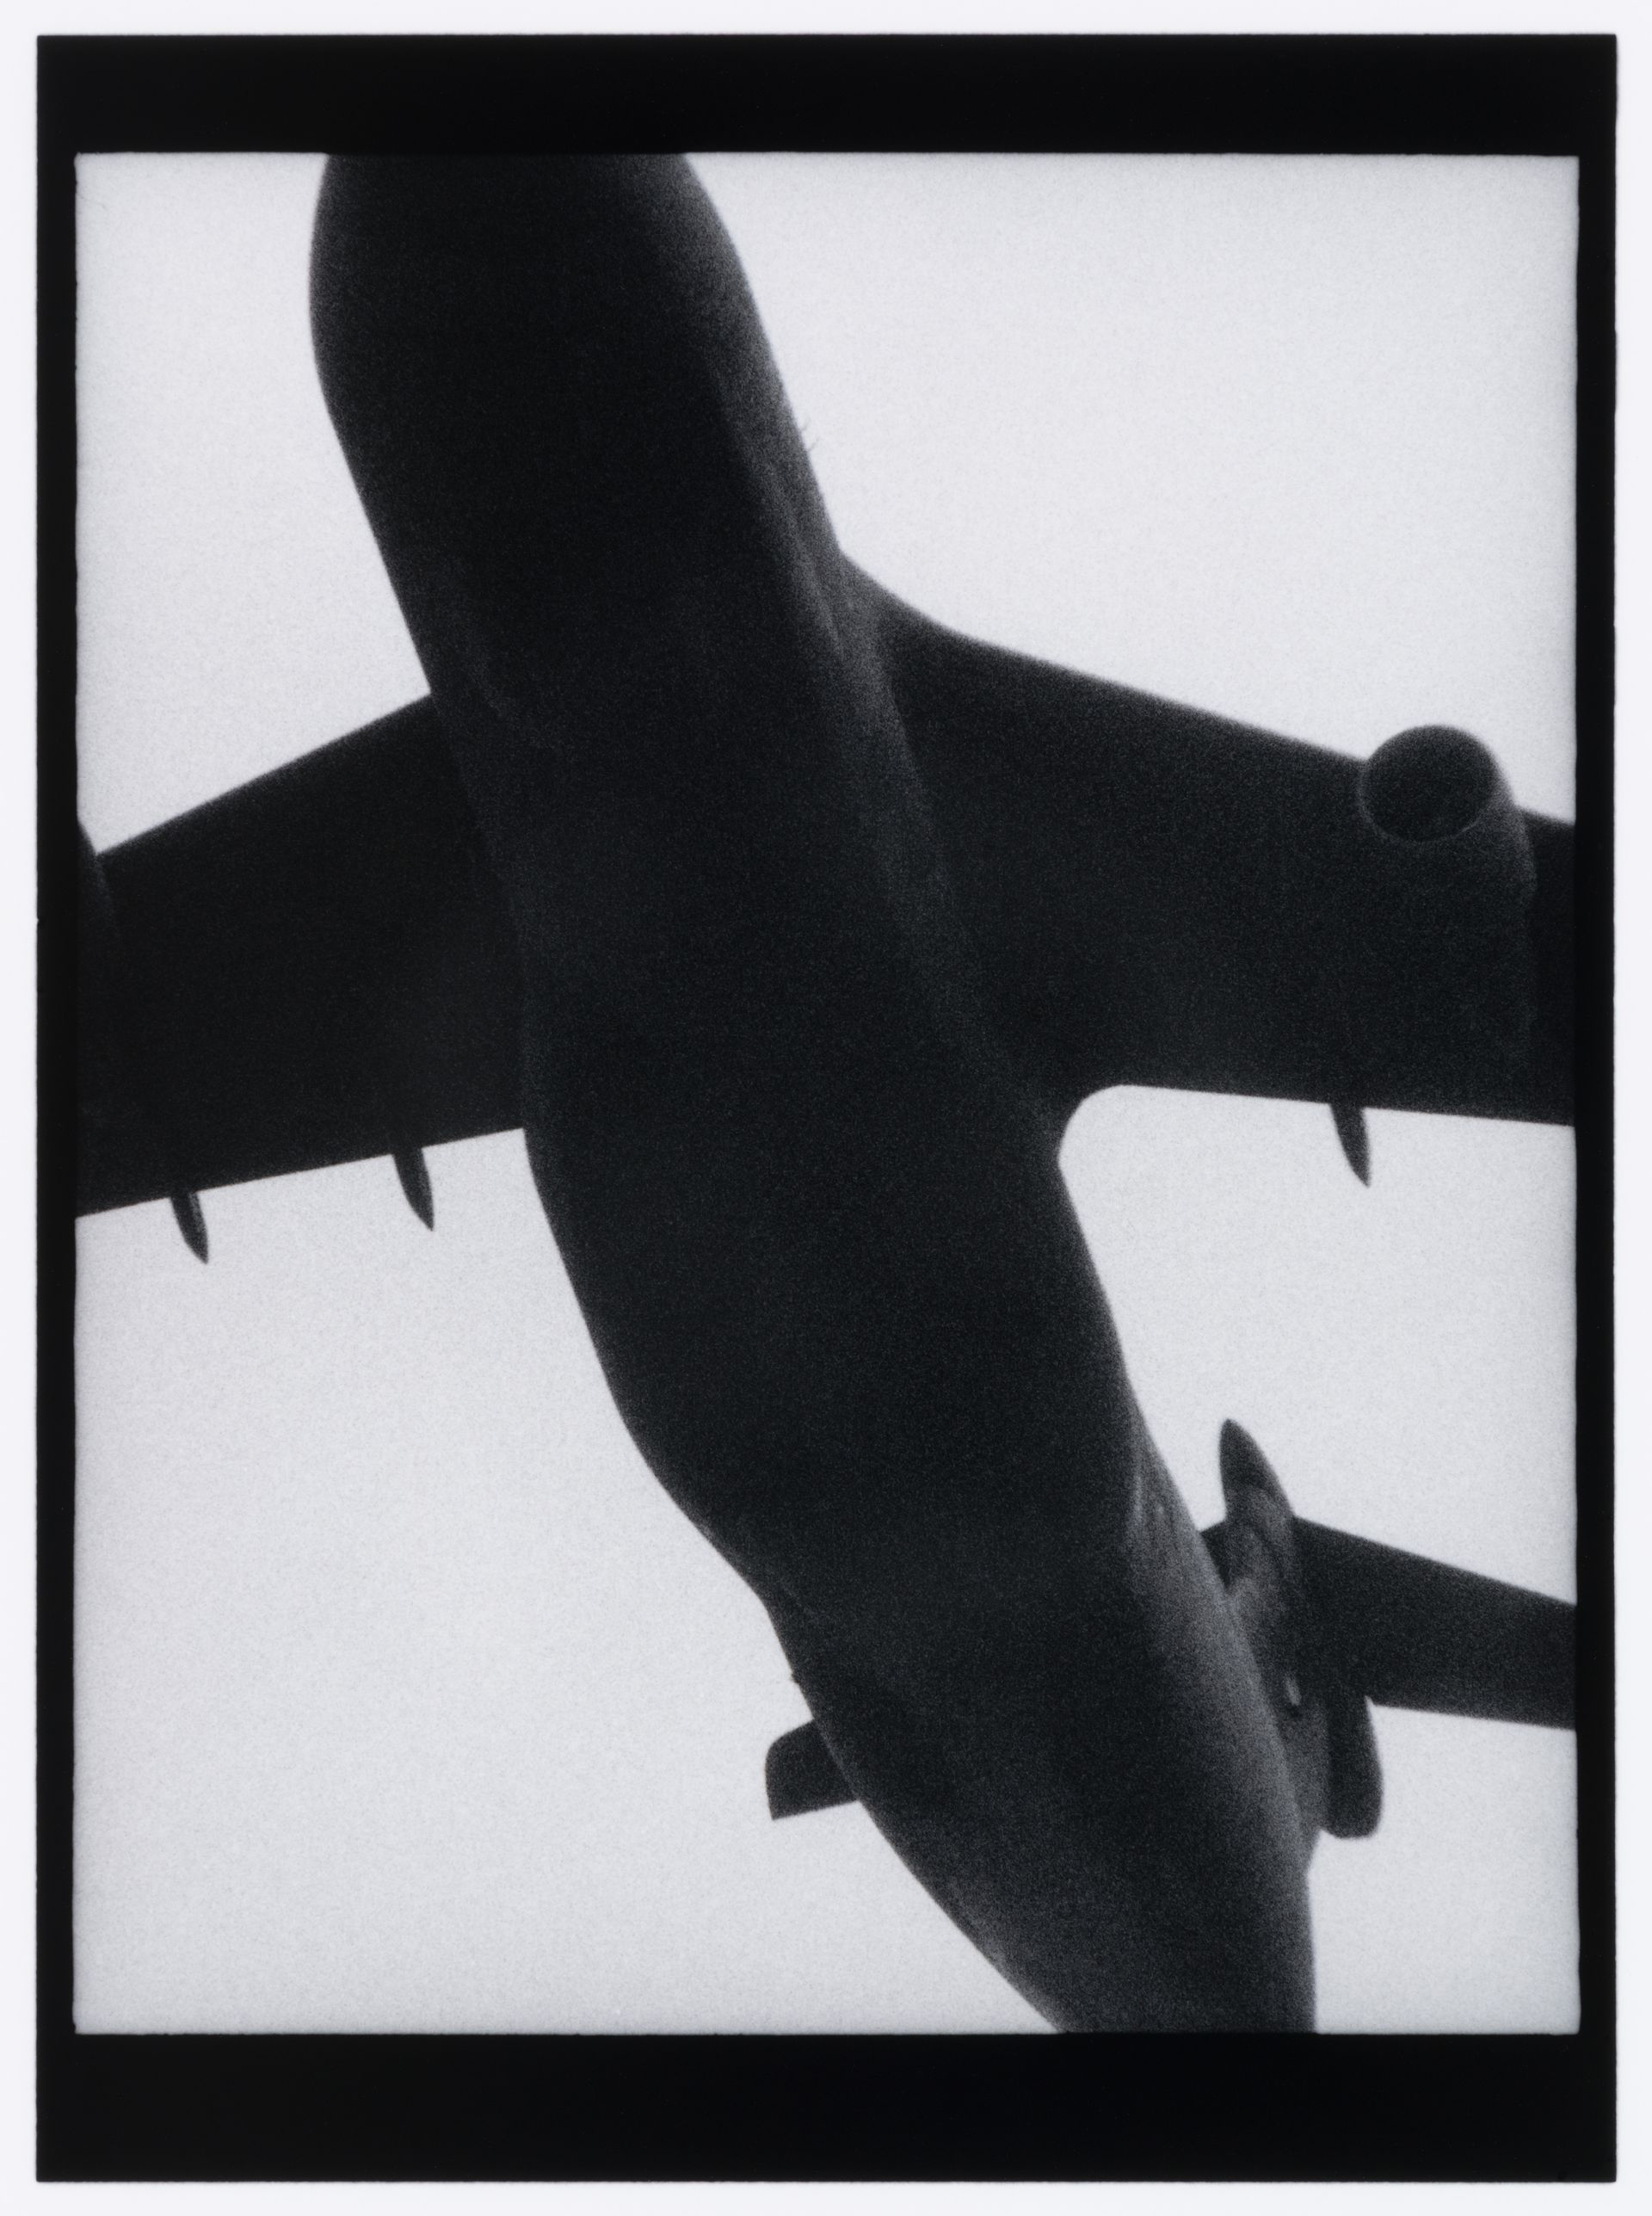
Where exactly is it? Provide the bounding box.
[1346,725,1543,1106]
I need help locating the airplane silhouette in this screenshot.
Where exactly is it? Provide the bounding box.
[75,157,1575,2032]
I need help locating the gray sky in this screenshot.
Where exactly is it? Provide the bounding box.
[74,152,1578,2033]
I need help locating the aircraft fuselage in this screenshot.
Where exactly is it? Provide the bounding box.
[311,155,1319,2030]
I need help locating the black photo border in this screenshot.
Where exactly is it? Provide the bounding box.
[38,30,1617,2183]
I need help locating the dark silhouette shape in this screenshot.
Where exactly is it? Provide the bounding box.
[75,157,1575,2031]
[767,1719,860,1821]
[78,827,209,1258]
[167,1190,209,1262]
[1329,1099,1372,1184]
[771,1423,1575,1822]
[392,1145,435,1229]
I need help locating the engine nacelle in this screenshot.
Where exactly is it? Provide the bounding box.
[1357,725,1535,899]
[1347,726,1538,1096]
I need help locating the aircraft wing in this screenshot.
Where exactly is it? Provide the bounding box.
[867,577,1573,1130]
[77,594,1572,1225]
[78,698,522,1220]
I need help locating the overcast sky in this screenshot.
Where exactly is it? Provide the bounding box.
[74,151,1578,2034]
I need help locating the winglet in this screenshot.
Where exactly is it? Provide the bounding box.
[393,1146,435,1228]
[1329,1098,1372,1184]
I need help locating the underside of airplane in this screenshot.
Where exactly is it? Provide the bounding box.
[72,154,1576,2034]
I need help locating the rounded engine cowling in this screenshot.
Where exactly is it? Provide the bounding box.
[1357,726,1535,899]
[1347,726,1538,1096]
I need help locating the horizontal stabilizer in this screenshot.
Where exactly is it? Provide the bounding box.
[765,1509,1573,1827]
[1202,1517,1574,1729]
[766,1720,856,1820]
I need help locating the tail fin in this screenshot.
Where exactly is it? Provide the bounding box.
[1212,1422,1383,1839]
